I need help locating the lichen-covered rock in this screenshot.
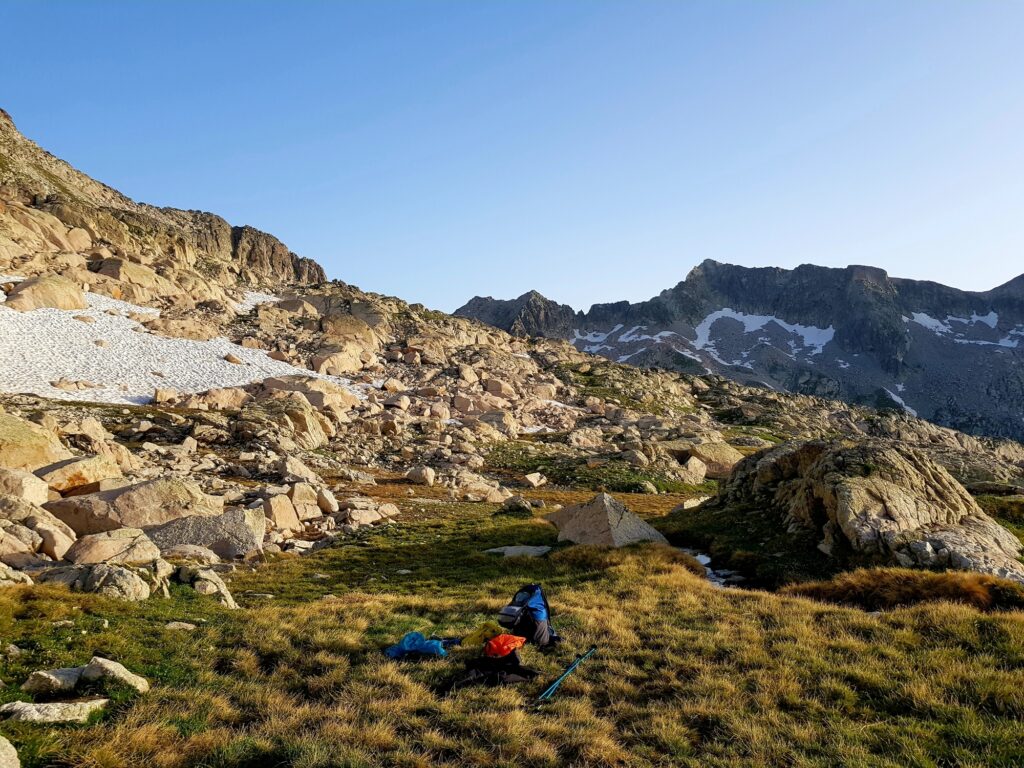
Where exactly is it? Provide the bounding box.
[0,733,18,768]
[719,439,1024,582]
[64,528,161,565]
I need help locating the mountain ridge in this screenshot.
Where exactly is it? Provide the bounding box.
[456,258,1024,440]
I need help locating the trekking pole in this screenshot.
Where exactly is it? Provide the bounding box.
[535,645,597,704]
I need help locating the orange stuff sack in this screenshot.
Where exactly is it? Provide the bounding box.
[483,634,527,658]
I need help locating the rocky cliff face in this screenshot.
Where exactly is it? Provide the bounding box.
[457,259,1024,441]
[0,108,324,291]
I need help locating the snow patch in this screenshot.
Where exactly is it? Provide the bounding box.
[693,308,835,358]
[908,312,952,334]
[573,325,623,344]
[883,387,917,417]
[0,291,364,405]
[233,291,278,315]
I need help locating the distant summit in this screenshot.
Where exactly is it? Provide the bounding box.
[455,290,576,339]
[457,259,1024,441]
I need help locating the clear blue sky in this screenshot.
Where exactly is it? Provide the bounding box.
[3,1,1023,311]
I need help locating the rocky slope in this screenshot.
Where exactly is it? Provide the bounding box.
[0,106,1023,611]
[456,260,1024,440]
[0,108,324,301]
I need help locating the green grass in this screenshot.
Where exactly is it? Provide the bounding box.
[3,495,1024,766]
[487,441,717,494]
[656,501,848,588]
[977,495,1024,544]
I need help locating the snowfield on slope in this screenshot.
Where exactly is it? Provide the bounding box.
[0,281,363,405]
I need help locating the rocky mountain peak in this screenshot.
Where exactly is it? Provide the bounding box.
[0,106,324,291]
[459,260,1024,441]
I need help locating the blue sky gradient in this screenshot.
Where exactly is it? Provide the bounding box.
[3,1,1022,310]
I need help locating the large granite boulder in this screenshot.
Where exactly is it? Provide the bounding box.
[45,478,223,535]
[64,528,161,565]
[35,454,122,494]
[34,563,150,601]
[3,274,87,311]
[0,413,72,472]
[146,508,264,560]
[0,467,49,505]
[0,496,76,560]
[545,493,668,547]
[718,439,1024,582]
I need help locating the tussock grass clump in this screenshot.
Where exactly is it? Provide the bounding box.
[783,567,1024,612]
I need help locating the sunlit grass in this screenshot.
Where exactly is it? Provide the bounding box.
[2,491,1024,766]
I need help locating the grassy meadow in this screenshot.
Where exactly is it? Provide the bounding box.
[2,484,1024,767]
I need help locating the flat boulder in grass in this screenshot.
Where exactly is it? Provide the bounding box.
[34,563,150,601]
[45,478,223,535]
[35,454,122,494]
[81,656,149,693]
[0,699,108,724]
[3,274,88,311]
[0,412,72,472]
[545,492,668,548]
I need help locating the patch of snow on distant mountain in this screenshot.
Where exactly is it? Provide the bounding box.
[883,387,917,417]
[693,308,835,359]
[908,312,953,334]
[947,311,998,329]
[573,325,623,344]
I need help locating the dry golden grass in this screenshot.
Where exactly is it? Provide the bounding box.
[782,567,1024,612]
[3,496,1024,767]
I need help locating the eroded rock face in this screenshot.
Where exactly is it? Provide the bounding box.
[545,493,668,548]
[719,440,1024,582]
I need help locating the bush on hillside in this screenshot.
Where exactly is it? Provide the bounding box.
[782,567,1024,612]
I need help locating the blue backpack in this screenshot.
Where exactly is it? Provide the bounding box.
[498,584,551,629]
